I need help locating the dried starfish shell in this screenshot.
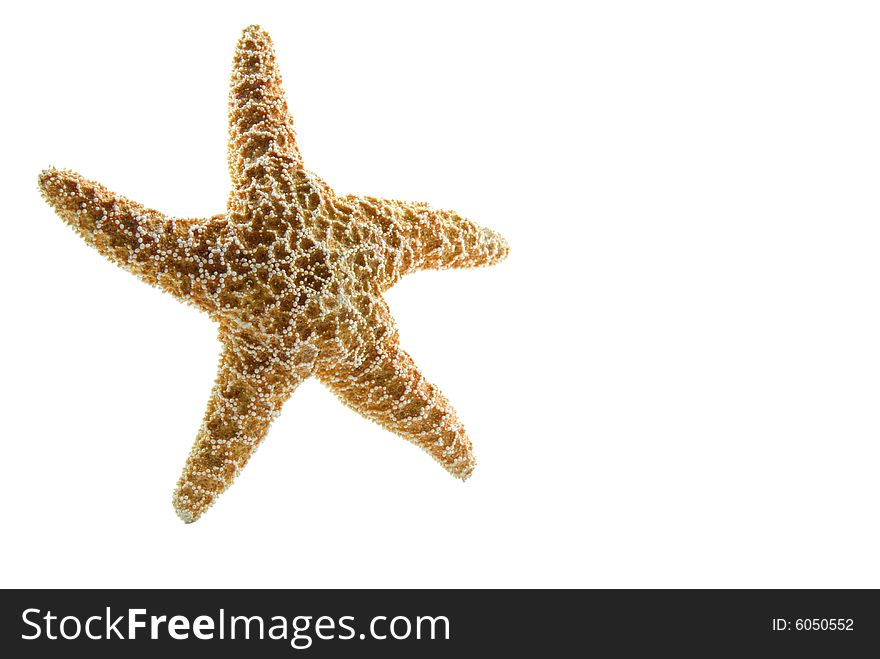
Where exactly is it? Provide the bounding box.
[38,25,508,523]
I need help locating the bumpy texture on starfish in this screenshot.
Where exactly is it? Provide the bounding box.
[38,25,508,523]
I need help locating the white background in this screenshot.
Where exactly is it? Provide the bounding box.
[2,0,879,588]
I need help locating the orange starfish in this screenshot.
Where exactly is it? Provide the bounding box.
[38,25,509,523]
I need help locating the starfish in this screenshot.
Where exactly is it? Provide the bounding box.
[38,25,508,523]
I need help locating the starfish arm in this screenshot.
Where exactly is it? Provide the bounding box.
[172,329,314,522]
[340,195,509,289]
[316,334,476,480]
[228,26,302,186]
[39,167,226,308]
